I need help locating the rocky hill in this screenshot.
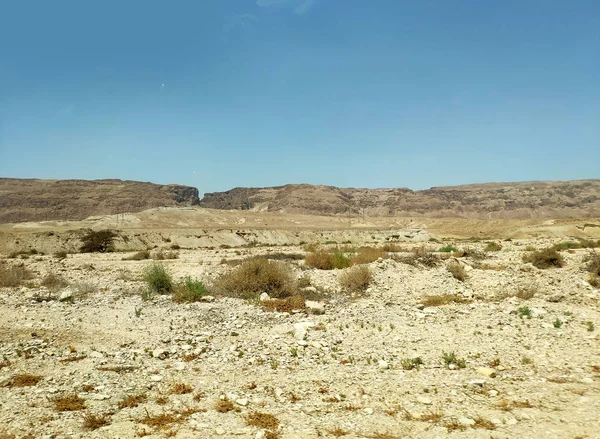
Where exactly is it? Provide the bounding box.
[0,178,199,223]
[200,180,600,219]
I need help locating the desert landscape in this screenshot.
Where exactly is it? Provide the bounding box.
[0,179,599,439]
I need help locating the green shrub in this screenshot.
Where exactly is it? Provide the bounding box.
[442,352,466,369]
[172,277,210,303]
[551,241,580,251]
[522,248,565,269]
[40,273,69,292]
[213,258,297,300]
[518,306,532,318]
[142,263,172,294]
[352,247,389,265]
[439,246,458,253]
[339,265,373,294]
[401,357,423,370]
[79,229,117,253]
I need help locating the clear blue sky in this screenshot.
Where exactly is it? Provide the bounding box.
[1,0,598,195]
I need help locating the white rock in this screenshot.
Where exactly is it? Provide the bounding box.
[417,396,432,405]
[305,301,325,315]
[259,292,270,302]
[378,360,389,370]
[236,398,249,406]
[459,417,475,426]
[364,407,374,415]
[476,367,497,378]
[58,290,73,302]
[150,375,163,382]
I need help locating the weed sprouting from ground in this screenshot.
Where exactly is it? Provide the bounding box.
[53,394,86,411]
[172,276,210,303]
[522,248,565,269]
[142,263,172,295]
[83,412,111,430]
[339,265,373,294]
[0,263,33,288]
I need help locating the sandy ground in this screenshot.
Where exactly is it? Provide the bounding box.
[1,231,599,439]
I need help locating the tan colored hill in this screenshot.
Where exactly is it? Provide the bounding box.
[200,180,600,219]
[0,178,199,223]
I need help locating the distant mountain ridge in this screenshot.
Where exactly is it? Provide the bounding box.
[0,178,199,223]
[199,180,600,219]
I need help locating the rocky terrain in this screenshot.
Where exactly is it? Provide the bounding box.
[0,179,200,223]
[200,180,600,219]
[1,233,599,439]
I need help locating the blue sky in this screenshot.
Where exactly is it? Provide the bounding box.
[1,0,598,195]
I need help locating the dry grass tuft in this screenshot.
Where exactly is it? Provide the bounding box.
[59,355,87,363]
[118,393,147,409]
[0,263,33,288]
[40,273,69,291]
[245,411,280,429]
[122,250,150,261]
[214,258,297,299]
[83,412,111,430]
[326,427,349,437]
[4,374,42,388]
[170,383,193,395]
[447,262,468,281]
[138,407,204,430]
[420,294,470,307]
[96,365,136,373]
[522,248,565,269]
[339,265,373,294]
[352,247,389,264]
[214,398,234,413]
[262,295,306,313]
[473,416,496,430]
[53,394,86,411]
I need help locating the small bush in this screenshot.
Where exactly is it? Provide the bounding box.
[447,262,467,281]
[381,243,406,252]
[123,250,150,261]
[53,250,68,260]
[152,250,179,260]
[522,248,565,269]
[4,374,42,387]
[142,263,172,294]
[172,277,210,303]
[484,242,502,252]
[518,306,532,318]
[118,393,147,409]
[214,398,234,413]
[399,246,439,267]
[213,258,297,300]
[79,229,117,253]
[551,241,580,251]
[339,265,373,294]
[401,357,423,370]
[245,412,280,429]
[442,352,466,369]
[439,246,458,253]
[0,264,33,288]
[40,273,69,292]
[305,251,351,270]
[553,318,563,328]
[262,295,305,313]
[352,247,388,265]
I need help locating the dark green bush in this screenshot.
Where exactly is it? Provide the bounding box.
[79,230,117,253]
[142,263,172,294]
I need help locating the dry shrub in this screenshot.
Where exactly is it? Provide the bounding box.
[122,250,150,261]
[83,413,111,430]
[262,295,305,313]
[473,417,496,430]
[305,251,351,270]
[352,247,388,264]
[170,383,193,395]
[339,265,373,294]
[245,412,280,429]
[447,262,468,281]
[420,294,470,307]
[0,263,33,288]
[213,258,297,299]
[398,246,439,267]
[118,393,147,409]
[152,250,179,260]
[40,273,69,292]
[53,250,68,259]
[4,374,42,388]
[137,408,204,430]
[326,427,349,437]
[381,243,406,252]
[214,398,234,413]
[484,242,503,252]
[53,394,86,411]
[264,252,304,261]
[522,248,565,269]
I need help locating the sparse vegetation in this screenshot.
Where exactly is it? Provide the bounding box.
[213,257,297,299]
[439,245,458,253]
[262,295,305,313]
[79,229,117,253]
[522,247,565,269]
[40,273,69,291]
[584,252,600,287]
[142,263,172,294]
[518,306,533,318]
[4,374,42,388]
[53,250,68,259]
[339,265,373,294]
[553,318,563,328]
[214,398,234,413]
[123,250,150,260]
[400,357,423,370]
[245,411,280,429]
[352,246,388,264]
[118,393,147,409]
